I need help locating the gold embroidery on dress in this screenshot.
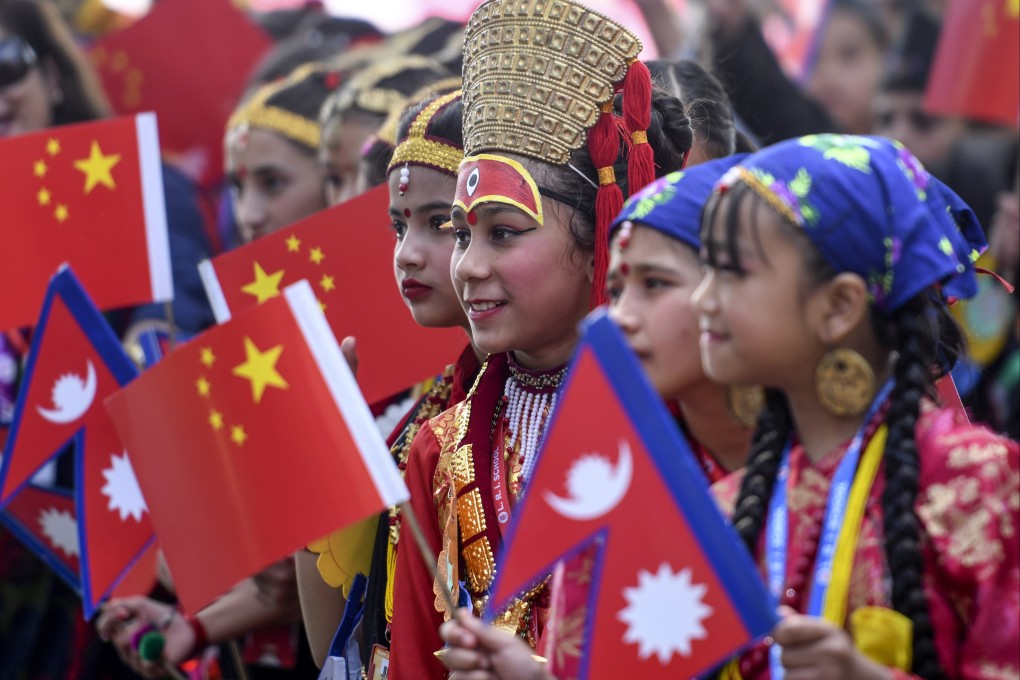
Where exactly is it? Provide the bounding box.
[452,444,475,488]
[919,478,1005,577]
[947,440,1009,469]
[463,537,496,592]
[458,487,488,539]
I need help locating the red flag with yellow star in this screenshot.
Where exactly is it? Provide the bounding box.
[925,0,1020,125]
[0,114,172,331]
[199,184,464,406]
[105,280,410,612]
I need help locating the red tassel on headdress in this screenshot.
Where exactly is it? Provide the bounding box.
[623,59,654,193]
[588,101,624,308]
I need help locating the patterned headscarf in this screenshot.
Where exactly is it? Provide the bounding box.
[611,155,747,252]
[716,135,986,311]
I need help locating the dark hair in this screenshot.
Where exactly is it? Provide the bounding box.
[0,0,109,125]
[705,184,962,679]
[394,91,463,153]
[831,0,890,52]
[542,87,695,253]
[646,59,737,160]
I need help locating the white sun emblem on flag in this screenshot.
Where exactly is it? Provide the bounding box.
[618,563,713,663]
[101,451,148,522]
[38,506,79,558]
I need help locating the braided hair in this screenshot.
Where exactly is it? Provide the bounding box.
[703,181,966,679]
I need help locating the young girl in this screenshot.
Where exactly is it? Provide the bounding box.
[608,154,754,482]
[387,1,693,678]
[694,134,1018,679]
[297,90,483,672]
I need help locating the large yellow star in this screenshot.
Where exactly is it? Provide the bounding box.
[241,262,284,304]
[232,336,288,404]
[74,140,121,193]
[1009,0,1019,19]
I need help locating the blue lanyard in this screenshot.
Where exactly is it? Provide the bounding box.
[765,381,893,679]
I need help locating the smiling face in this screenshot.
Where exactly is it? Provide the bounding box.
[450,159,594,369]
[226,127,326,243]
[607,224,706,401]
[387,166,466,329]
[691,192,824,391]
[0,29,58,138]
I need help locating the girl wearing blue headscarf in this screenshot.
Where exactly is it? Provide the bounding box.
[606,155,755,483]
[694,134,1019,680]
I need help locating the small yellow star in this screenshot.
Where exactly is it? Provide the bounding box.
[54,205,69,222]
[209,410,224,430]
[320,274,335,293]
[37,188,51,206]
[232,336,288,404]
[230,424,247,446]
[74,140,121,193]
[200,347,216,368]
[319,300,327,312]
[240,262,284,304]
[196,376,211,396]
[34,160,47,178]
[286,234,301,252]
[46,138,60,156]
[309,247,325,265]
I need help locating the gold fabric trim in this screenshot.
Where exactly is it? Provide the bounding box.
[228,91,320,150]
[735,166,801,230]
[597,165,615,185]
[387,90,464,174]
[462,537,496,593]
[462,0,642,164]
[334,54,440,116]
[631,130,648,144]
[457,487,487,539]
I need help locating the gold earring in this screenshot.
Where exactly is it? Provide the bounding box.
[726,385,765,428]
[815,348,875,417]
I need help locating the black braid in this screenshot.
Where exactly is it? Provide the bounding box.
[730,389,792,553]
[877,292,962,679]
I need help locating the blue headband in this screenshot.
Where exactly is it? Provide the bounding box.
[610,155,748,252]
[716,135,986,311]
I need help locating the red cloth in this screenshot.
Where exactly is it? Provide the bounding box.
[712,403,1020,678]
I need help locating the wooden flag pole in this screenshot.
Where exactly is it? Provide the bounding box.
[398,501,458,615]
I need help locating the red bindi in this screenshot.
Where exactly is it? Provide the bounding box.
[235,166,248,180]
[467,210,478,225]
[619,263,630,276]
[403,208,411,218]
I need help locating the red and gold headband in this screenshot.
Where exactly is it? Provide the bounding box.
[387,90,464,178]
[453,154,544,226]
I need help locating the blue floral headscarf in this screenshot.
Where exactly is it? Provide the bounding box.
[715,135,986,311]
[610,155,748,251]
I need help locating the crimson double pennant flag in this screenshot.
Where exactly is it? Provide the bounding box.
[0,268,154,618]
[198,184,465,408]
[0,482,80,591]
[491,310,776,679]
[0,113,172,332]
[106,280,410,613]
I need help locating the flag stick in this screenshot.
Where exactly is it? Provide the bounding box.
[398,501,458,614]
[228,640,250,680]
[163,301,177,352]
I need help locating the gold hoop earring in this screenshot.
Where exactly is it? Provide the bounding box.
[726,385,765,428]
[815,348,875,417]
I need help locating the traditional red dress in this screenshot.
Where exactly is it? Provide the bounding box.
[712,403,1020,679]
[388,354,594,680]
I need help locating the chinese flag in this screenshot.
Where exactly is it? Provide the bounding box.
[0,114,172,331]
[925,0,1020,125]
[90,0,271,188]
[492,310,775,680]
[199,185,465,407]
[106,281,410,613]
[0,483,81,592]
[0,268,155,618]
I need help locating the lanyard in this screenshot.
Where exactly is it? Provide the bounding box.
[490,415,513,538]
[766,381,893,679]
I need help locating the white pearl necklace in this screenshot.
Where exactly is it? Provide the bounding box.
[503,375,559,485]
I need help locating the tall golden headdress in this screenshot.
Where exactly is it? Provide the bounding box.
[460,0,658,305]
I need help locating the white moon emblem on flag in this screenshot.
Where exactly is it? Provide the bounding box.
[37,360,97,424]
[618,563,713,663]
[101,451,148,522]
[544,440,633,520]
